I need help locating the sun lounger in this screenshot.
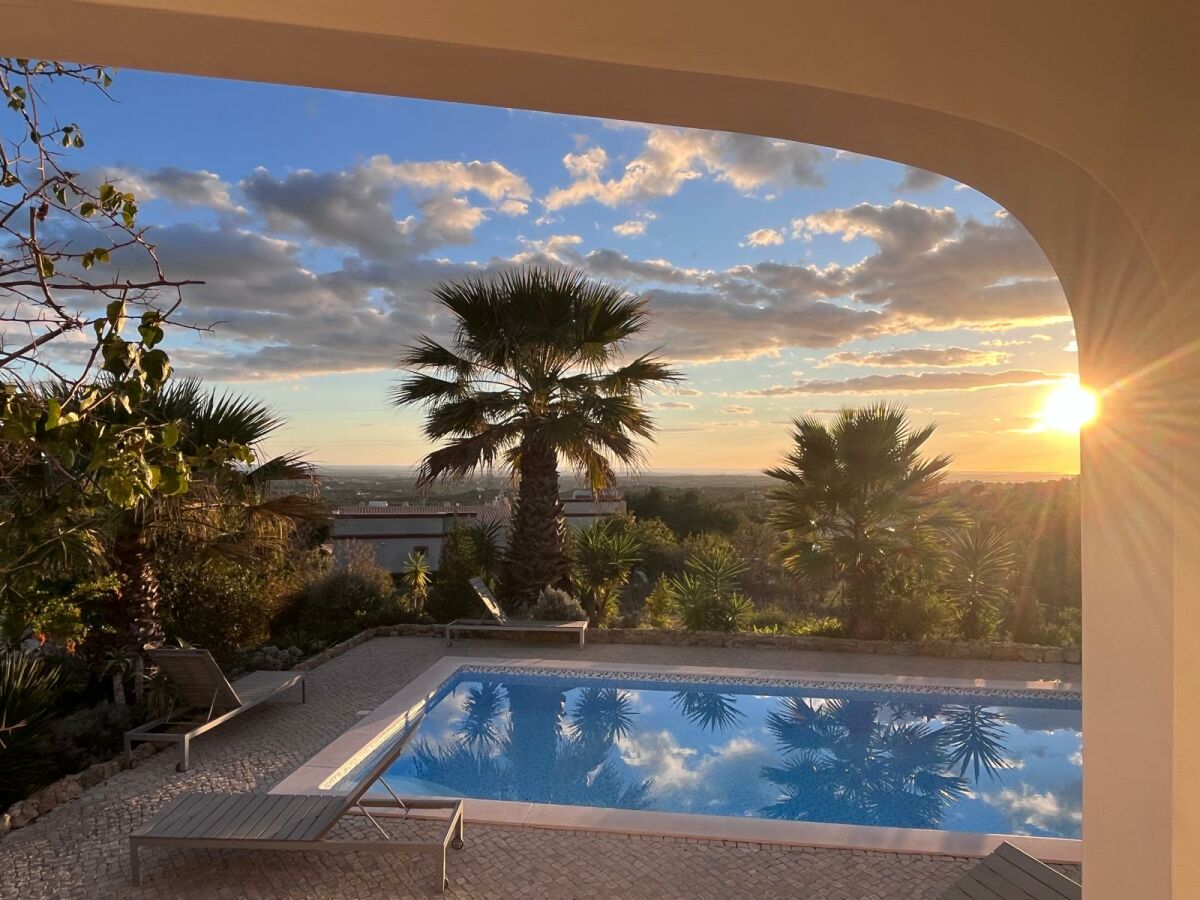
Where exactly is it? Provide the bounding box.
[129,713,465,892]
[443,577,589,647]
[124,648,306,772]
[941,841,1081,899]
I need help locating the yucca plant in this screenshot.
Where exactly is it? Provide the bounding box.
[0,651,63,806]
[671,544,755,632]
[399,550,432,611]
[943,524,1015,640]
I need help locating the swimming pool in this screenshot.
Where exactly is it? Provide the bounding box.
[331,664,1082,841]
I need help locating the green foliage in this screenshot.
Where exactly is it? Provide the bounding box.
[572,520,641,625]
[766,405,964,639]
[0,650,63,806]
[524,587,587,622]
[279,544,401,638]
[158,554,283,666]
[943,524,1015,640]
[785,616,845,637]
[427,524,489,623]
[627,487,739,537]
[640,576,678,629]
[1005,587,1046,644]
[672,544,755,632]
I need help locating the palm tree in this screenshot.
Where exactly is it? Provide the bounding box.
[465,520,504,584]
[79,378,323,651]
[765,405,963,638]
[943,524,1015,639]
[572,520,641,625]
[391,268,679,609]
[670,690,746,733]
[761,696,969,828]
[399,550,432,611]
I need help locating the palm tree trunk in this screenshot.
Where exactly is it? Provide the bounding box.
[501,439,569,610]
[112,531,165,649]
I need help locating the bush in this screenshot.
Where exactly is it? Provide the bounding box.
[274,544,407,641]
[0,650,63,806]
[749,605,792,631]
[786,616,845,637]
[523,587,586,622]
[640,576,678,629]
[426,525,488,623]
[51,702,132,774]
[159,555,283,666]
[247,645,304,672]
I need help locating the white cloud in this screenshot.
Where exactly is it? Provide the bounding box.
[737,370,1065,396]
[742,228,785,247]
[721,405,754,415]
[89,165,243,213]
[544,128,824,210]
[891,165,946,193]
[820,347,1011,368]
[613,219,649,237]
[656,400,694,409]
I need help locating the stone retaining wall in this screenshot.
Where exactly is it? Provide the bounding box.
[376,623,1080,665]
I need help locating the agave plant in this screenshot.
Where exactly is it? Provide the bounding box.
[0,651,63,806]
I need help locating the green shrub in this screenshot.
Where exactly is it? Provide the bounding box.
[673,545,755,632]
[523,587,586,621]
[51,702,132,774]
[159,555,283,666]
[749,605,792,631]
[426,525,488,623]
[273,544,405,640]
[640,576,678,629]
[0,650,63,806]
[786,616,846,637]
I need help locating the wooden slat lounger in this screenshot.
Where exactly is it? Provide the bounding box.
[444,577,588,647]
[124,648,306,772]
[130,713,465,892]
[941,841,1081,899]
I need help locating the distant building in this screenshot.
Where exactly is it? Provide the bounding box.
[330,490,626,573]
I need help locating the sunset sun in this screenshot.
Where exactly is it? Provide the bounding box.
[1037,380,1099,433]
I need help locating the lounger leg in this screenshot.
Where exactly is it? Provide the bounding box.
[130,840,142,886]
[301,679,306,704]
[438,844,448,893]
[178,735,191,772]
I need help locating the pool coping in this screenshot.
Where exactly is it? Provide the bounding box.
[272,657,1082,864]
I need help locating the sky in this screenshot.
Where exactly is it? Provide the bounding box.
[37,69,1081,474]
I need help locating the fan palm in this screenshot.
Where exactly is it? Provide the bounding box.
[391,268,679,608]
[943,524,1015,639]
[765,405,963,638]
[56,378,323,650]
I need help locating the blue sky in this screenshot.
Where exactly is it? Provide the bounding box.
[39,69,1081,472]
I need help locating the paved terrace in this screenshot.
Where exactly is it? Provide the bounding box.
[0,637,1081,899]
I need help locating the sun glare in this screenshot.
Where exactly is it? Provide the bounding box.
[1037,380,1099,433]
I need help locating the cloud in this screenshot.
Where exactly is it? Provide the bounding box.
[544,127,825,210]
[721,405,754,414]
[239,155,530,259]
[674,388,704,396]
[742,228,785,247]
[655,400,694,409]
[613,219,649,237]
[820,346,1011,368]
[89,165,242,213]
[737,369,1065,396]
[891,165,946,192]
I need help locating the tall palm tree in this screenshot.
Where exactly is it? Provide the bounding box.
[391,268,679,608]
[765,405,963,638]
[943,524,1015,639]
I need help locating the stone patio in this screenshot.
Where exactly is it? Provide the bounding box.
[0,636,1081,899]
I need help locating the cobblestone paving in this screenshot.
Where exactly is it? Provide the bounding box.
[0,637,1081,899]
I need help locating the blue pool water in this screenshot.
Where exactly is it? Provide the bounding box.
[347,669,1082,838]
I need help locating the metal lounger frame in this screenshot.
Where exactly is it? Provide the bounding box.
[129,713,465,893]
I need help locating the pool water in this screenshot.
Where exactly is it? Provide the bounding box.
[348,670,1082,838]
